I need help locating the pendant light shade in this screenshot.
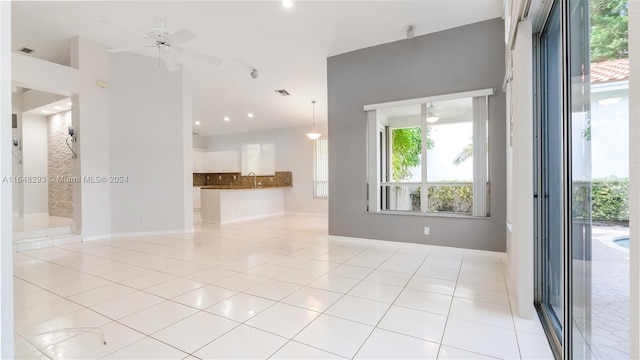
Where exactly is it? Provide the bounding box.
[306,100,322,139]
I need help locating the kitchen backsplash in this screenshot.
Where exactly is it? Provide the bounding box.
[193,171,292,187]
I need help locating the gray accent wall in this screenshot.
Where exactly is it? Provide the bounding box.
[327,19,507,252]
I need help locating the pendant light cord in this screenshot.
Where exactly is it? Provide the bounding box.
[312,100,316,131]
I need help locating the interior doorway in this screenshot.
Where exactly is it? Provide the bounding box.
[11,87,78,250]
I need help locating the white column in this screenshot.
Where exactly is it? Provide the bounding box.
[182,68,194,232]
[0,2,15,357]
[510,19,534,319]
[628,0,640,357]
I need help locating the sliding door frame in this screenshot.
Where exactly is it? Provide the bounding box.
[533,0,575,358]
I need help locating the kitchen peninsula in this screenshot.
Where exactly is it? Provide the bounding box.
[196,172,292,224]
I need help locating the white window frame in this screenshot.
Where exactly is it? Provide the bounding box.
[366,88,494,217]
[313,138,328,199]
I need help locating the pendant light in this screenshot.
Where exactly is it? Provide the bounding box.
[306,100,321,140]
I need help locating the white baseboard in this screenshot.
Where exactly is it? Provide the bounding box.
[82,234,112,241]
[284,211,328,217]
[327,234,506,258]
[203,212,285,225]
[83,228,194,241]
[21,212,50,216]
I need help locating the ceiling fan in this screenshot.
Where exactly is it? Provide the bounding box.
[103,16,222,72]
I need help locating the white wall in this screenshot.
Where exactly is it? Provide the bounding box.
[193,134,206,149]
[0,2,14,357]
[70,37,111,238]
[205,126,328,215]
[109,52,189,234]
[628,0,639,357]
[22,114,48,214]
[13,38,112,238]
[508,19,534,319]
[11,94,23,215]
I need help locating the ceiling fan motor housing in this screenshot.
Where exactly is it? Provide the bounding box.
[148,28,171,43]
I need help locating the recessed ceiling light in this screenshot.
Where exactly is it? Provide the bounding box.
[282,0,293,8]
[248,113,254,118]
[41,109,50,114]
[195,121,201,125]
[67,102,73,106]
[224,116,230,122]
[54,106,62,110]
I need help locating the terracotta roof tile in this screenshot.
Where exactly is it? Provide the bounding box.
[591,58,629,84]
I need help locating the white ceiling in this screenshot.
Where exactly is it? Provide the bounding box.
[24,96,73,117]
[11,0,502,136]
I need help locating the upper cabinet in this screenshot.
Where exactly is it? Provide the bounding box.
[193,150,204,173]
[203,150,241,173]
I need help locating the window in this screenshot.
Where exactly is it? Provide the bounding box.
[365,89,492,217]
[242,142,275,175]
[313,138,328,199]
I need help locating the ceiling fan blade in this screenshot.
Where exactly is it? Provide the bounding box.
[101,20,151,41]
[162,51,181,72]
[166,28,196,45]
[107,45,155,53]
[175,47,222,66]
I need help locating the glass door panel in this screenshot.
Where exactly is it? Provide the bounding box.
[539,2,564,343]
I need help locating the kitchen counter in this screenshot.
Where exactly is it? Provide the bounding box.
[201,187,285,224]
[201,185,291,190]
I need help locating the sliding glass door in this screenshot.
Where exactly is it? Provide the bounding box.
[536,0,597,358]
[539,2,564,348]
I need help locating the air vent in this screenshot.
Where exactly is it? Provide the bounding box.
[19,47,34,54]
[274,89,290,96]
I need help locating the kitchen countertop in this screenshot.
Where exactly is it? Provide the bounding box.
[201,185,291,190]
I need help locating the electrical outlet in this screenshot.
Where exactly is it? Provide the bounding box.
[206,176,209,180]
[423,227,430,235]
[218,175,222,180]
[233,175,237,180]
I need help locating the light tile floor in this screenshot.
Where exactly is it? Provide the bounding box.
[14,214,553,359]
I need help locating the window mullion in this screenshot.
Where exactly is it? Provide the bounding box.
[473,96,489,216]
[420,103,428,213]
[366,110,379,212]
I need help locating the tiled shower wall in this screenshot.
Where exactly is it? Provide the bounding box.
[48,111,73,218]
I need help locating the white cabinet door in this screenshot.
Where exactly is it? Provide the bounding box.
[193,187,201,209]
[203,151,240,172]
[193,151,204,173]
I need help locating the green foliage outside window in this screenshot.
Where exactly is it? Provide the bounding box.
[573,177,629,222]
[590,0,628,62]
[391,127,434,180]
[410,183,473,214]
